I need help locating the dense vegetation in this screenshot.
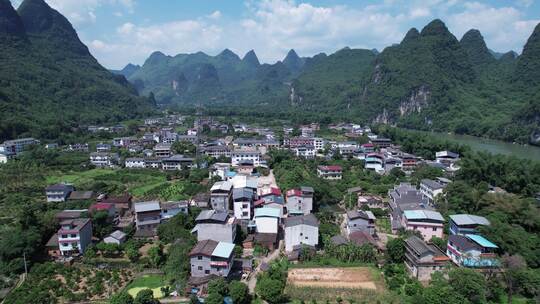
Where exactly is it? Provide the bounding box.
[0,0,155,142]
[131,19,540,144]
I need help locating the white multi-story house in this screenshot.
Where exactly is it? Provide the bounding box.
[285,187,314,216]
[232,188,255,221]
[284,214,319,252]
[192,210,237,243]
[1,138,40,155]
[45,183,75,202]
[292,145,316,158]
[0,153,7,164]
[317,165,343,180]
[90,152,119,168]
[125,158,146,169]
[189,240,235,278]
[231,149,261,167]
[203,146,231,159]
[57,218,93,256]
[419,179,447,203]
[153,143,172,158]
[313,138,325,151]
[254,207,280,234]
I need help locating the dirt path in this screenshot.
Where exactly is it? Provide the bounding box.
[247,240,283,294]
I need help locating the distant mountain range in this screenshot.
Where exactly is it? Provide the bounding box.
[118,19,540,144]
[0,0,155,141]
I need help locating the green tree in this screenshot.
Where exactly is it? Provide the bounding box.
[148,244,164,268]
[448,268,487,304]
[229,281,249,304]
[205,292,223,304]
[207,277,228,296]
[386,237,406,263]
[172,141,196,156]
[255,276,284,304]
[109,292,134,304]
[134,289,160,304]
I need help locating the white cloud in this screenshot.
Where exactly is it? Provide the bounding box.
[446,2,539,52]
[44,0,134,25]
[117,22,135,35]
[207,10,222,20]
[79,0,539,69]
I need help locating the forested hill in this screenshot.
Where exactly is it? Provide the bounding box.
[128,19,540,145]
[0,0,155,142]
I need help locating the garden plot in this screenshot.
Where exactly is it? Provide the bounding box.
[287,267,379,290]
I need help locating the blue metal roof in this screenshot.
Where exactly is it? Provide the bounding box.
[254,207,280,218]
[403,210,444,221]
[466,234,498,248]
[212,242,235,258]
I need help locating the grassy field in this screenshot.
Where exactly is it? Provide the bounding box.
[46,169,169,198]
[285,267,394,303]
[125,274,168,299]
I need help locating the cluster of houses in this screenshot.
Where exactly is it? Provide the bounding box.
[383,180,499,281]
[44,185,191,258]
[0,137,40,163]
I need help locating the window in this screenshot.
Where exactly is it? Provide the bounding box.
[61,234,68,238]
[198,256,203,260]
[432,266,436,270]
[205,270,210,274]
[300,233,303,236]
[432,227,437,231]
[70,234,77,238]
[62,243,68,246]
[198,266,203,270]
[305,237,309,240]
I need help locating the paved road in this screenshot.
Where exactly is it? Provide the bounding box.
[247,241,283,294]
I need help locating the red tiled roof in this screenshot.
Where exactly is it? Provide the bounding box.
[286,189,302,197]
[317,165,342,171]
[90,202,114,211]
[361,143,374,147]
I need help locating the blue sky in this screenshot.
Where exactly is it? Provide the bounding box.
[11,0,540,69]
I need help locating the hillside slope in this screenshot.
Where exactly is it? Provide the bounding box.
[0,0,154,141]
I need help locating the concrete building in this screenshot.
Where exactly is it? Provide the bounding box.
[254,207,280,234]
[449,214,490,236]
[104,230,127,245]
[419,179,446,203]
[57,218,93,256]
[1,138,39,155]
[45,183,75,202]
[192,210,236,243]
[231,149,262,167]
[125,158,145,169]
[317,165,342,180]
[210,181,233,211]
[134,201,161,237]
[404,236,449,282]
[161,201,189,220]
[161,155,194,170]
[284,214,319,252]
[232,188,255,222]
[153,143,172,158]
[346,210,376,235]
[189,240,235,278]
[447,234,498,268]
[285,186,314,216]
[402,210,444,241]
[90,152,119,168]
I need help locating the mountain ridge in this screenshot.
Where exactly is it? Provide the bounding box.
[0,0,154,141]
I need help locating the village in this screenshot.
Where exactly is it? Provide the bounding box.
[0,113,523,304]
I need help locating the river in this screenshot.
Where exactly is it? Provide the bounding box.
[426,132,540,162]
